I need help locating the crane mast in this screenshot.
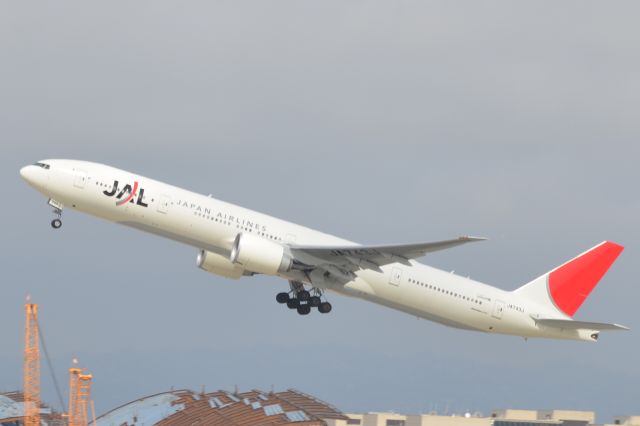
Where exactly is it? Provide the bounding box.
[23,299,96,426]
[69,366,93,426]
[24,302,41,426]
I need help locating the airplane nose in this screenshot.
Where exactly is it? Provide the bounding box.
[20,164,49,190]
[20,165,33,183]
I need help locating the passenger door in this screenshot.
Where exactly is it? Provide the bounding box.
[389,267,403,287]
[73,170,87,189]
[492,300,505,319]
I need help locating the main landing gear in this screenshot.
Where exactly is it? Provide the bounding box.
[276,281,332,315]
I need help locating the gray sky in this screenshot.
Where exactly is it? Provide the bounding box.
[1,0,639,421]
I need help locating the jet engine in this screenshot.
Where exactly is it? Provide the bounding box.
[197,249,245,279]
[230,233,293,275]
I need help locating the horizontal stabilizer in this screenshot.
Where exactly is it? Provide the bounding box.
[534,318,629,331]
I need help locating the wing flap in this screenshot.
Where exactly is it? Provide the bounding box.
[290,236,486,270]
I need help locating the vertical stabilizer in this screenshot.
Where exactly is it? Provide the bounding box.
[514,241,624,317]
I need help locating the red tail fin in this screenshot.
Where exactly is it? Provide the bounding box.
[549,241,624,316]
[514,241,624,317]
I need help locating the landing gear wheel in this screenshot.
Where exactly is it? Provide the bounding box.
[309,296,321,307]
[297,304,311,315]
[276,292,290,304]
[51,218,62,229]
[318,302,332,314]
[286,299,300,309]
[297,290,310,301]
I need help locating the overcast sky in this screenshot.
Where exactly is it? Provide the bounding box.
[1,1,639,422]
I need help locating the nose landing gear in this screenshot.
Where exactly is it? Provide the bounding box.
[48,199,63,229]
[276,281,332,315]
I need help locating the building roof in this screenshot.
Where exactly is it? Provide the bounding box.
[94,388,348,426]
[275,389,348,421]
[0,391,64,426]
[95,391,187,426]
[0,393,25,421]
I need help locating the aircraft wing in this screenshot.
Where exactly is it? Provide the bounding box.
[534,318,629,331]
[289,236,486,272]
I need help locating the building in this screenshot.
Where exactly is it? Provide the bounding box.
[3,388,638,426]
[612,418,640,426]
[325,413,406,426]
[94,388,348,426]
[0,391,65,426]
[535,411,595,424]
[326,409,615,426]
[606,417,640,426]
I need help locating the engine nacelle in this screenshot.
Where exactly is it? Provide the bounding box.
[197,250,245,280]
[230,233,292,275]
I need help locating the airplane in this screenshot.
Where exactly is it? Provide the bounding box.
[20,159,628,341]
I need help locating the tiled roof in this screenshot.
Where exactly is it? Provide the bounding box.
[93,388,346,426]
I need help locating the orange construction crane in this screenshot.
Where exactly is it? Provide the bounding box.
[24,300,40,426]
[69,363,94,426]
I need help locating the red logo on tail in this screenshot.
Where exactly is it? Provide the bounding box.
[549,241,624,316]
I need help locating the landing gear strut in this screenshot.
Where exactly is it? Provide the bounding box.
[276,281,332,315]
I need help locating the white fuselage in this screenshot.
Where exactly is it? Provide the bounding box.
[21,160,589,340]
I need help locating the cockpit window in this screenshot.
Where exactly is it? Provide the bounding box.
[33,162,50,170]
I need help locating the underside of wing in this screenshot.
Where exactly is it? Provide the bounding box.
[535,318,629,331]
[289,236,486,272]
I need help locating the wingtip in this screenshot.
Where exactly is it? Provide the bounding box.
[460,235,488,242]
